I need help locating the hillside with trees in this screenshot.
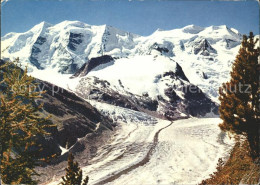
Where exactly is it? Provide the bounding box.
[0,59,53,184]
[201,32,260,184]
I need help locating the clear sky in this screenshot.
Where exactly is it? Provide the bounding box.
[1,0,259,37]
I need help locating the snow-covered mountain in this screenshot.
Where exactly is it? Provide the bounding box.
[74,54,218,119]
[1,21,243,184]
[1,21,242,117]
[1,21,138,73]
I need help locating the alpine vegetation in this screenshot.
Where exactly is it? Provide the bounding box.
[0,59,53,184]
[219,32,260,159]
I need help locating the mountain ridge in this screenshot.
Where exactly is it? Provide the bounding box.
[2,20,241,38]
[1,20,243,113]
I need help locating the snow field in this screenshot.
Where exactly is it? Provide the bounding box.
[2,21,243,103]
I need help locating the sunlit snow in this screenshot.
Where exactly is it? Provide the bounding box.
[1,21,241,184]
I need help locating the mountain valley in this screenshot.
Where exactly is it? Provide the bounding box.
[1,21,245,184]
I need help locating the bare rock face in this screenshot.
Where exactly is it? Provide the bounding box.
[225,38,240,49]
[75,76,158,112]
[194,39,217,56]
[182,85,218,116]
[150,42,175,57]
[68,32,83,51]
[35,79,115,158]
[163,63,190,82]
[0,60,115,158]
[160,74,218,120]
[72,55,114,77]
[29,36,47,69]
[75,60,218,120]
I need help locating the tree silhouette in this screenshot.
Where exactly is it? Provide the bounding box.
[60,153,89,185]
[219,32,260,159]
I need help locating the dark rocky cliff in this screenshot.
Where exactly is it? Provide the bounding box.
[72,55,114,77]
[35,79,115,158]
[0,60,115,158]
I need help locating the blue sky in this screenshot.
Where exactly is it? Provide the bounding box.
[1,0,259,36]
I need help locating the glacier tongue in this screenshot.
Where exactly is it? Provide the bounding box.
[46,102,234,185]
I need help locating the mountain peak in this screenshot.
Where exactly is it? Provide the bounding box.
[1,21,242,105]
[230,27,240,34]
[155,28,164,32]
[54,20,91,30]
[210,25,229,30]
[205,25,242,40]
[39,21,52,26]
[182,24,204,34]
[35,21,52,28]
[30,21,52,33]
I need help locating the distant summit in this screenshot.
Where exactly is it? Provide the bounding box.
[1,20,242,102]
[182,24,204,34]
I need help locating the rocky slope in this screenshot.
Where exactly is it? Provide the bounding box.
[1,21,243,119]
[0,60,115,158]
[35,79,115,158]
[74,55,218,119]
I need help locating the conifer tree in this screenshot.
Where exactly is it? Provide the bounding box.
[60,153,89,185]
[0,59,52,184]
[219,32,260,159]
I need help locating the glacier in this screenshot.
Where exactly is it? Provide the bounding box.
[46,102,234,185]
[1,20,244,184]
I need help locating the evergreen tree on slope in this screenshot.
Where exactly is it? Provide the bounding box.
[219,32,260,159]
[60,153,89,185]
[0,59,52,184]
